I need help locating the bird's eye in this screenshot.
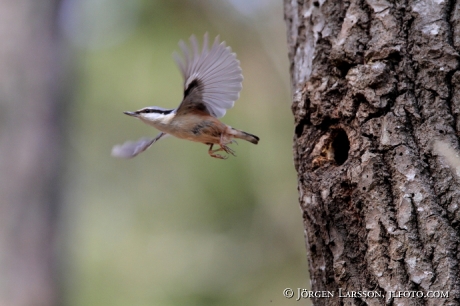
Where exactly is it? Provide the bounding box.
[144,109,151,113]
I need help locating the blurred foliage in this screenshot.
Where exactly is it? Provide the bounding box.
[60,0,308,305]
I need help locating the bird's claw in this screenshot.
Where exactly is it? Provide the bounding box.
[221,145,236,156]
[208,143,235,159]
[209,153,228,159]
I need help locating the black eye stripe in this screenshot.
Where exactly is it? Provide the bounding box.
[139,109,174,115]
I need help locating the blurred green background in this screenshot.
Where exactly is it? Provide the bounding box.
[58,0,308,305]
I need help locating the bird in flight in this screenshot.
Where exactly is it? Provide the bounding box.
[112,34,259,159]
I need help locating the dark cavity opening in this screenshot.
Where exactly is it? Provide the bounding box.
[295,118,309,137]
[332,129,350,165]
[336,61,353,77]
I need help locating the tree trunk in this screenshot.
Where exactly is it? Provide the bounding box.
[0,1,65,305]
[284,0,460,305]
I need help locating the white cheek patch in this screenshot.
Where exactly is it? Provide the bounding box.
[141,112,175,124]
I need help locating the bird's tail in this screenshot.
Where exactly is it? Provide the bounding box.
[232,128,259,144]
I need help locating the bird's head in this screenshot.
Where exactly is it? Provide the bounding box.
[124,107,175,124]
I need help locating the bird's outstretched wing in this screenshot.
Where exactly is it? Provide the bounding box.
[173,34,243,118]
[111,132,167,158]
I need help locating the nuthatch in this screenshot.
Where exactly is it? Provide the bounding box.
[112,34,259,159]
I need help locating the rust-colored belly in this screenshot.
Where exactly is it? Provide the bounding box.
[167,115,229,144]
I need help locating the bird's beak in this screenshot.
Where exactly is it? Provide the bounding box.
[124,111,138,117]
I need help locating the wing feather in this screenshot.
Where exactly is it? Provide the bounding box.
[174,34,243,118]
[111,133,167,158]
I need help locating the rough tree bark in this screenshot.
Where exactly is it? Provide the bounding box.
[0,1,65,306]
[285,0,460,305]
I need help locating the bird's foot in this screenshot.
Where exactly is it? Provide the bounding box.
[221,145,236,156]
[208,144,228,159]
[209,152,228,159]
